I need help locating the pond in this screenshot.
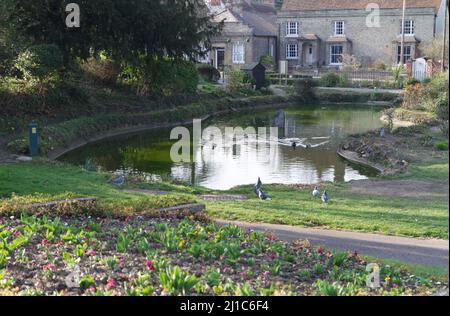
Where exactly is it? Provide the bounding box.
[60,105,383,190]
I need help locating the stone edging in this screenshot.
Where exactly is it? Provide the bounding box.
[337,148,386,174]
[47,101,297,160]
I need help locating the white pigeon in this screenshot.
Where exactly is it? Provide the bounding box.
[312,186,321,198]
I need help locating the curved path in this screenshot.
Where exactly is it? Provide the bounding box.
[215,219,449,268]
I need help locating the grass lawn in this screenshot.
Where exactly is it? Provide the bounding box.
[1,160,447,239]
[205,183,448,240]
[0,160,196,217]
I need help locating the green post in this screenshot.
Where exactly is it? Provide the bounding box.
[28,123,39,156]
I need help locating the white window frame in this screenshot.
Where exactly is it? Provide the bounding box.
[401,20,415,35]
[397,45,412,64]
[286,43,299,59]
[232,42,245,64]
[330,45,343,65]
[286,22,299,37]
[333,21,345,36]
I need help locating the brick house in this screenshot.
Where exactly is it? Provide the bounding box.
[277,0,445,71]
[205,0,278,71]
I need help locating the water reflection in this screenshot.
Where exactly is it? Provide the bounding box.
[60,105,382,190]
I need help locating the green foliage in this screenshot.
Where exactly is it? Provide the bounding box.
[197,64,220,83]
[7,0,220,65]
[159,266,199,295]
[260,55,275,70]
[79,275,95,289]
[121,58,199,96]
[295,78,316,103]
[15,44,63,81]
[319,72,341,87]
[435,140,449,151]
[225,68,251,93]
[81,57,120,87]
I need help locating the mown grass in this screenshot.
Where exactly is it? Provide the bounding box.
[396,163,450,183]
[1,160,448,238]
[206,184,449,240]
[0,160,196,216]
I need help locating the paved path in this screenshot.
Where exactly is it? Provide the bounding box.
[215,219,449,268]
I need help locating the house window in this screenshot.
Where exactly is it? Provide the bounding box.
[269,44,274,57]
[330,45,343,64]
[286,22,299,37]
[286,44,299,59]
[397,45,412,64]
[333,21,345,36]
[232,42,245,64]
[400,20,415,35]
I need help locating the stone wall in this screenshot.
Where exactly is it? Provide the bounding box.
[278,7,437,70]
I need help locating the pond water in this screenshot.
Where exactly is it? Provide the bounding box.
[60,105,383,190]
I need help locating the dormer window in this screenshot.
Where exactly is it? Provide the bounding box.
[333,21,345,36]
[401,20,415,35]
[286,22,299,37]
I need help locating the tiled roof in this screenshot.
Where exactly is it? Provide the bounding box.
[281,0,442,13]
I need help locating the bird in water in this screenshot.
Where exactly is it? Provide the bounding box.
[322,191,330,204]
[312,186,321,198]
[292,142,297,150]
[257,188,272,201]
[111,175,125,187]
[254,177,263,194]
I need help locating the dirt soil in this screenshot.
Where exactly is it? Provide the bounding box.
[342,125,449,175]
[348,179,449,199]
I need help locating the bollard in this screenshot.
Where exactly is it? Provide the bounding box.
[28,123,39,156]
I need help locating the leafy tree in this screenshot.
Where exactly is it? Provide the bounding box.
[5,0,220,65]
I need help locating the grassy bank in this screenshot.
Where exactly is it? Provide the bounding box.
[0,160,197,218]
[2,161,447,239]
[6,94,291,155]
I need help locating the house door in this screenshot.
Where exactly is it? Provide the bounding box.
[306,45,313,66]
[215,49,225,72]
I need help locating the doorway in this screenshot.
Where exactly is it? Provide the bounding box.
[306,45,313,66]
[215,48,225,72]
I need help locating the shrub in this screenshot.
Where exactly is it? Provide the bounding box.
[373,60,387,70]
[435,140,449,151]
[81,57,120,86]
[15,44,63,81]
[260,54,275,70]
[319,72,340,87]
[403,76,420,87]
[225,68,251,93]
[295,78,316,102]
[197,64,220,83]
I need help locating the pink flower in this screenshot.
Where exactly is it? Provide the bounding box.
[223,266,233,274]
[87,249,96,256]
[42,263,56,271]
[317,247,325,255]
[267,251,277,261]
[106,278,116,290]
[392,284,399,289]
[89,286,97,293]
[146,260,155,271]
[41,239,51,246]
[85,225,90,232]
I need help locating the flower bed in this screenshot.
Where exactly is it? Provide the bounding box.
[0,214,445,296]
